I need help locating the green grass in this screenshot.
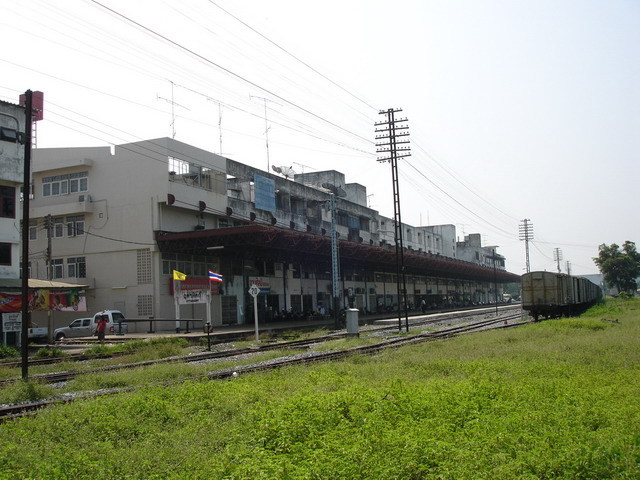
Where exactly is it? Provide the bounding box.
[0,298,639,479]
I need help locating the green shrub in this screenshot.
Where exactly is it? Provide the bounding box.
[0,345,19,359]
[35,347,67,358]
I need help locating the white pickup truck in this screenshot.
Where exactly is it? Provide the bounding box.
[28,324,48,341]
[54,310,128,341]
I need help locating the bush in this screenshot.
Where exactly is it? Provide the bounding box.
[0,345,20,359]
[35,347,67,358]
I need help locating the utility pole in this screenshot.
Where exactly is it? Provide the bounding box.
[566,261,572,276]
[21,90,33,380]
[553,248,563,273]
[375,108,411,332]
[519,219,534,273]
[321,182,345,329]
[44,214,52,280]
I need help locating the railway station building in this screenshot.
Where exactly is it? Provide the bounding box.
[27,137,520,331]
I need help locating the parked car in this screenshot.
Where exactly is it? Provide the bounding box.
[54,318,94,341]
[53,310,129,341]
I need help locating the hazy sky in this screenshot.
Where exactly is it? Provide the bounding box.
[2,0,638,276]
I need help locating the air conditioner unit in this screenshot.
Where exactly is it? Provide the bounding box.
[78,194,91,202]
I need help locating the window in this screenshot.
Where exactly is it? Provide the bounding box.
[67,257,86,278]
[66,215,85,236]
[53,217,64,238]
[42,171,88,197]
[0,186,16,218]
[52,258,64,279]
[29,221,37,241]
[0,243,11,265]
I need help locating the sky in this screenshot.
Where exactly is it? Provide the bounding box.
[2,0,639,276]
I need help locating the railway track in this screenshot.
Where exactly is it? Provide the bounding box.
[0,312,526,421]
[0,308,522,388]
[0,305,522,370]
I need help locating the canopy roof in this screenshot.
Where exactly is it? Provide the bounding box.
[156,225,521,284]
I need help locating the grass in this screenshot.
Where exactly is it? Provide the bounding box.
[0,298,639,479]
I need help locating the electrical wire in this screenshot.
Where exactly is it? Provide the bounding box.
[88,0,374,146]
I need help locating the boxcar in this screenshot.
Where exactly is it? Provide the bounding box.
[521,271,602,321]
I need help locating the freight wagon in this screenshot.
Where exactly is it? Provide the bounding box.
[521,271,602,321]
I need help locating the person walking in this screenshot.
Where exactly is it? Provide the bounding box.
[95,315,108,345]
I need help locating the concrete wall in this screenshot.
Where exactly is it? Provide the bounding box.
[29,138,228,329]
[0,101,26,279]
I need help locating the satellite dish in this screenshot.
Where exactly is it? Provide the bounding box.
[321,182,346,197]
[273,165,296,179]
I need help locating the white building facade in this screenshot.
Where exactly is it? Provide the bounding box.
[29,138,518,331]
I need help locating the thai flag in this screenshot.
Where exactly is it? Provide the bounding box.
[208,270,223,282]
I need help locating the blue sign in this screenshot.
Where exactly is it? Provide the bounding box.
[254,174,276,213]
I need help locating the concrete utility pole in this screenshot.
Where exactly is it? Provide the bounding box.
[375,108,411,332]
[519,219,534,273]
[553,248,563,273]
[21,90,33,380]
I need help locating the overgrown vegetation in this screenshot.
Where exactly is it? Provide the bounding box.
[0,346,19,359]
[1,298,639,479]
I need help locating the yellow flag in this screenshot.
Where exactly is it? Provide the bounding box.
[173,270,187,281]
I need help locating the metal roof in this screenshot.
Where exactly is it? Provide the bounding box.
[156,225,521,283]
[0,279,89,289]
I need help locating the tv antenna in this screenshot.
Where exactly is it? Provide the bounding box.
[157,80,190,139]
[250,95,280,171]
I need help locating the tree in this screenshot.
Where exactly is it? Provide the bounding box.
[594,241,640,294]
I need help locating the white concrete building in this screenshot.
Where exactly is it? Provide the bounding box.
[0,100,25,281]
[28,137,518,331]
[29,138,228,330]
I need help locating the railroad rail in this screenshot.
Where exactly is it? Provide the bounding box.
[0,312,526,421]
[0,308,522,387]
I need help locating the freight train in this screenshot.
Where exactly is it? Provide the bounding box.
[521,271,602,321]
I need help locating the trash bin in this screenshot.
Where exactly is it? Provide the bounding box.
[345,308,359,335]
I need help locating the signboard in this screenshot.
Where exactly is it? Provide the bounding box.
[0,289,86,313]
[2,312,22,333]
[248,277,271,294]
[254,174,276,213]
[248,284,260,298]
[177,289,209,305]
[170,278,220,295]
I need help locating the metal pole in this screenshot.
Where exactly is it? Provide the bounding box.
[330,193,341,328]
[493,249,498,316]
[253,294,259,341]
[21,90,33,380]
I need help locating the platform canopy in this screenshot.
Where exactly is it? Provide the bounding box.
[156,225,521,284]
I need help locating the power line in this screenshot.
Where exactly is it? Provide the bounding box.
[88,0,374,146]
[207,0,378,112]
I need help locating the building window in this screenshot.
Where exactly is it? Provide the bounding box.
[52,258,64,279]
[53,217,64,238]
[66,215,85,237]
[29,221,37,241]
[67,257,86,278]
[42,171,88,197]
[0,186,16,218]
[0,243,11,265]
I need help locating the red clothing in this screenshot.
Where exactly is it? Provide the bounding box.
[96,318,107,332]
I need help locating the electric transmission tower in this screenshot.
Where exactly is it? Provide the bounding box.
[553,248,563,273]
[519,219,534,273]
[375,108,411,332]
